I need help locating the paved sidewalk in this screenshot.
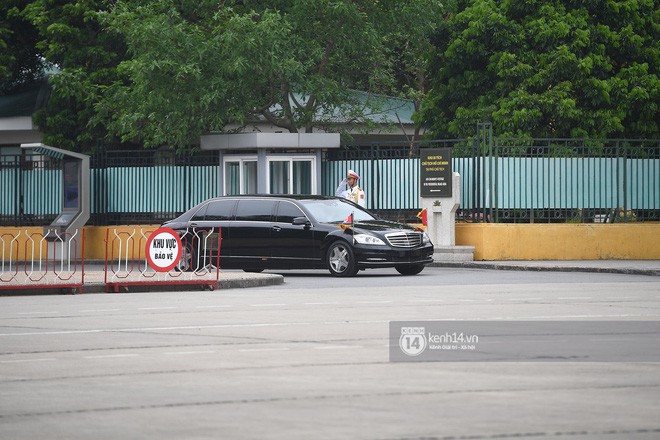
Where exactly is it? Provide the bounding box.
[431,260,660,276]
[0,270,284,294]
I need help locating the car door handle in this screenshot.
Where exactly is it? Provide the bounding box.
[272,226,281,232]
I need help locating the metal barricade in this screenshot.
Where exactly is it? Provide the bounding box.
[104,227,221,292]
[0,229,85,294]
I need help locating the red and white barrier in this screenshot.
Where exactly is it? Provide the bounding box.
[0,229,85,294]
[104,227,221,293]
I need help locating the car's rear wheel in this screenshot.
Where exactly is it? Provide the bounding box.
[175,241,197,272]
[395,264,425,276]
[326,241,359,277]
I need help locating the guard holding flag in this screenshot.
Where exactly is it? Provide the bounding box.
[335,169,366,207]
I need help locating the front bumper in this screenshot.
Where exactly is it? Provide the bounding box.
[353,243,434,268]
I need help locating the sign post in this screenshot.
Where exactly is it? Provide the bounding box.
[420,148,473,261]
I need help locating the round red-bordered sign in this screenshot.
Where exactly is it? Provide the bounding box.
[145,228,183,272]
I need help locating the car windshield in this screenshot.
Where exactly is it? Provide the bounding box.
[300,199,377,223]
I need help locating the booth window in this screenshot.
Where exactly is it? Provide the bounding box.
[224,157,257,195]
[268,157,314,195]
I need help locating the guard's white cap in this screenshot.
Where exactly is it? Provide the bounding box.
[347,169,360,180]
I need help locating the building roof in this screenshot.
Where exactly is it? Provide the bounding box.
[265,91,416,126]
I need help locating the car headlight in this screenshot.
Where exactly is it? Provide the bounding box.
[423,231,432,244]
[353,234,386,245]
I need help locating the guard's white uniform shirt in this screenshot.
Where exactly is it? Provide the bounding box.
[336,179,366,207]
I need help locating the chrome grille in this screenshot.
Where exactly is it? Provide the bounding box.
[385,232,422,248]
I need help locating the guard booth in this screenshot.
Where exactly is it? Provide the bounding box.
[21,143,90,260]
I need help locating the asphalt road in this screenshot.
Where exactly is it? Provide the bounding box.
[1,267,659,439]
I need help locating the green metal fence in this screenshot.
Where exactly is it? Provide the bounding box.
[0,150,219,226]
[324,134,660,223]
[1,135,658,226]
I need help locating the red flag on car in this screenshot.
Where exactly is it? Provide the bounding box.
[340,213,354,230]
[416,208,428,226]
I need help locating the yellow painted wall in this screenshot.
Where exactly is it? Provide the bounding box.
[0,226,159,261]
[2,224,659,261]
[0,227,50,261]
[84,225,160,260]
[456,223,660,260]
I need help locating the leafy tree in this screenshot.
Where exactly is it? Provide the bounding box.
[4,0,443,151]
[377,0,445,141]
[20,0,126,151]
[0,0,44,94]
[421,0,659,139]
[99,0,432,149]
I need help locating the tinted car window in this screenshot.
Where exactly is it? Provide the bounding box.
[276,202,306,224]
[191,204,208,222]
[300,199,376,223]
[205,200,236,221]
[235,199,276,222]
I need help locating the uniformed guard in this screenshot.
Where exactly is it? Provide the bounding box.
[335,169,366,207]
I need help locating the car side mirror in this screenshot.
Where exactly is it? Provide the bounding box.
[292,217,310,226]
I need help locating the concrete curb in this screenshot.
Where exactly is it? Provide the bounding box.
[82,274,286,293]
[430,262,660,277]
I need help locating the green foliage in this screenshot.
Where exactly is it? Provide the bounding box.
[98,0,409,148]
[421,0,660,139]
[0,0,44,93]
[19,0,126,152]
[4,0,442,150]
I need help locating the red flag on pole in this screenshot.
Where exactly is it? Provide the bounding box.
[416,208,427,226]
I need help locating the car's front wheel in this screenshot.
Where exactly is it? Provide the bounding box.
[326,241,359,277]
[395,264,425,276]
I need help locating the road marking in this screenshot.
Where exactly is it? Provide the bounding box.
[606,296,636,299]
[304,302,340,305]
[84,354,139,359]
[164,350,216,355]
[314,345,362,350]
[250,303,287,307]
[80,309,121,313]
[238,347,290,353]
[0,358,57,364]
[525,314,656,319]
[589,338,634,342]
[515,339,568,343]
[505,298,542,301]
[0,320,395,337]
[559,297,592,300]
[195,305,231,309]
[138,307,177,310]
[356,300,392,304]
[17,311,59,315]
[409,299,445,302]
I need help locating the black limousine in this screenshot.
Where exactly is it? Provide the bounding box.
[163,195,434,277]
